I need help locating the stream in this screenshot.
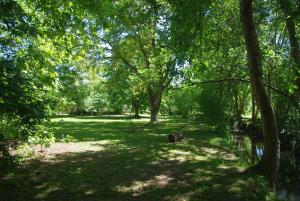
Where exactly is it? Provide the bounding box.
[278,182,300,201]
[231,133,300,201]
[255,146,300,201]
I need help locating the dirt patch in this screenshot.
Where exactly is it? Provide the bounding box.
[19,140,122,160]
[46,142,102,154]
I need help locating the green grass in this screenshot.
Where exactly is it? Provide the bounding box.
[0,116,272,201]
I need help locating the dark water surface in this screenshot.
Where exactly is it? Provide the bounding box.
[278,182,300,201]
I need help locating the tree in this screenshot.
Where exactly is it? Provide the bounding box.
[278,0,300,98]
[0,1,57,140]
[90,0,210,123]
[240,0,280,189]
[96,1,178,123]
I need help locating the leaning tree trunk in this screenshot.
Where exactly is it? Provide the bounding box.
[148,85,164,124]
[240,0,280,190]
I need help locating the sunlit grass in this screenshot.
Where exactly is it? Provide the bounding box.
[0,115,272,201]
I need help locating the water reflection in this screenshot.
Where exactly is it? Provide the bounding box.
[256,146,263,158]
[230,132,299,201]
[278,183,300,201]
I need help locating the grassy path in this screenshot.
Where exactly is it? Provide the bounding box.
[0,116,271,201]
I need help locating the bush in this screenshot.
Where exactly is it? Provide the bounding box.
[197,84,230,126]
[0,113,25,167]
[0,113,25,140]
[28,125,55,149]
[61,134,75,143]
[0,114,55,158]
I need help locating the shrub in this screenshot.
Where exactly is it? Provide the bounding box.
[28,125,55,149]
[61,134,75,143]
[0,113,25,140]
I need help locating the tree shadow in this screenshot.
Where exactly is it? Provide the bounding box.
[0,148,266,201]
[0,117,270,201]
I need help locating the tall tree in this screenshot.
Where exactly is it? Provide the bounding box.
[92,1,176,123]
[96,0,208,123]
[240,0,280,189]
[278,0,300,98]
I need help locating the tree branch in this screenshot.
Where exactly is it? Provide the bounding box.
[99,37,144,78]
[137,36,150,68]
[169,77,294,100]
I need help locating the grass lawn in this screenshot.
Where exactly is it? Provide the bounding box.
[0,115,272,201]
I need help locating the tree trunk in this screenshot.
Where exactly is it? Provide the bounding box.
[251,88,258,165]
[134,105,140,118]
[132,98,140,118]
[150,105,159,123]
[240,0,280,190]
[285,15,300,97]
[233,87,243,123]
[251,88,257,126]
[148,85,164,124]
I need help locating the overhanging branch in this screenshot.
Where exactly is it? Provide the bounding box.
[169,77,294,100]
[99,38,144,78]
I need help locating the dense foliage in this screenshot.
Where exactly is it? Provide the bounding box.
[0,1,57,142]
[0,0,299,191]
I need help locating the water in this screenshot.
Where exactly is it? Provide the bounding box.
[231,135,300,200]
[278,183,300,201]
[256,146,264,158]
[253,145,300,201]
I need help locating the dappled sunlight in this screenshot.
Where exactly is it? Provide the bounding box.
[165,194,192,201]
[209,137,229,146]
[84,189,96,195]
[217,164,232,170]
[115,174,174,196]
[165,149,208,162]
[2,0,292,198]
[147,133,168,137]
[52,116,151,123]
[200,146,238,161]
[71,167,83,174]
[193,168,216,183]
[46,140,121,154]
[34,185,60,199]
[1,116,270,201]
[227,178,257,196]
[219,152,238,161]
[200,147,218,155]
[115,181,152,194]
[34,183,47,189]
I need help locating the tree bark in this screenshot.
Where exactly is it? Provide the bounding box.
[251,88,257,126]
[134,105,140,118]
[132,98,140,118]
[148,85,164,124]
[240,0,280,190]
[251,88,258,165]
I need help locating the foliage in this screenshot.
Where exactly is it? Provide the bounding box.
[61,134,75,143]
[197,84,230,124]
[27,125,55,148]
[169,87,201,119]
[1,0,300,197]
[0,113,25,140]
[0,0,57,144]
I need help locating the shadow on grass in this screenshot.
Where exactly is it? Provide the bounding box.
[0,116,270,201]
[52,114,153,120]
